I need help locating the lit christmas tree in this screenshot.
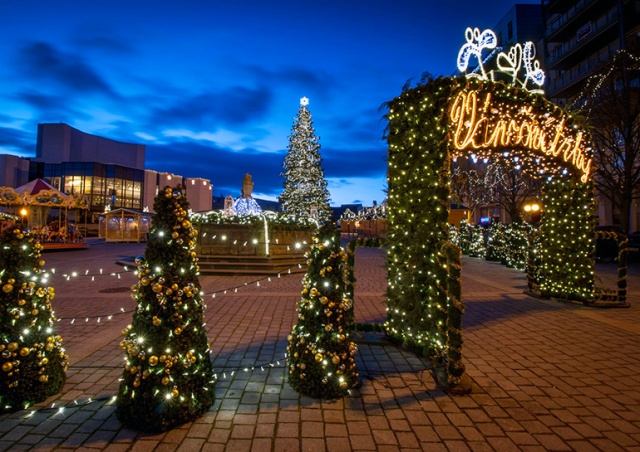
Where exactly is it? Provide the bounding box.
[468,225,486,258]
[280,97,332,224]
[457,219,471,255]
[0,228,68,413]
[504,223,529,270]
[287,225,359,398]
[116,185,214,432]
[485,222,505,262]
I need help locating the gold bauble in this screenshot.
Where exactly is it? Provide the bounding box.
[315,353,323,362]
[340,381,348,389]
[140,277,150,286]
[152,316,161,326]
[174,327,183,335]
[45,343,54,351]
[171,388,179,397]
[2,284,13,293]
[18,299,26,306]
[148,356,159,366]
[162,377,169,385]
[7,342,18,352]
[171,231,179,239]
[181,220,191,229]
[39,375,49,383]
[331,356,340,365]
[133,378,141,388]
[152,283,163,293]
[2,362,13,372]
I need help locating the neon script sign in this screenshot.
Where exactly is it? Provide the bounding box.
[449,90,592,183]
[457,28,545,94]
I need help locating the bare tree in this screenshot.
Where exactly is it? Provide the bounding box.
[485,163,542,223]
[450,158,541,223]
[576,51,640,233]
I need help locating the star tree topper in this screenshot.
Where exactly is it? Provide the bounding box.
[300,96,309,106]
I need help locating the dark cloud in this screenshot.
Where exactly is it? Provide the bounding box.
[146,85,274,130]
[16,41,116,96]
[142,135,386,202]
[246,65,334,96]
[16,91,90,122]
[144,138,284,199]
[0,126,35,155]
[72,35,134,55]
[322,147,387,179]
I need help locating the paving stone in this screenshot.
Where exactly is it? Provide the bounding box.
[1,245,637,451]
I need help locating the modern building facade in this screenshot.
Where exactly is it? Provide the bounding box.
[3,123,213,218]
[543,0,640,105]
[0,154,30,188]
[494,3,543,48]
[542,0,640,229]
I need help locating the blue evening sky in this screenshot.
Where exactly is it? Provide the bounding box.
[0,0,538,206]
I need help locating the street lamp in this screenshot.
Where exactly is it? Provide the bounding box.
[523,202,540,223]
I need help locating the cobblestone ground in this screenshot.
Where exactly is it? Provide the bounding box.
[0,239,638,451]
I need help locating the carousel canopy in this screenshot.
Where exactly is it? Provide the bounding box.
[0,179,88,209]
[14,178,66,197]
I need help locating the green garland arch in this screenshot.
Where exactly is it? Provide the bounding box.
[384,76,596,386]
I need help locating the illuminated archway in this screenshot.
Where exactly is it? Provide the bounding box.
[384,76,595,387]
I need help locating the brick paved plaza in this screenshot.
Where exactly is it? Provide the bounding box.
[0,238,639,451]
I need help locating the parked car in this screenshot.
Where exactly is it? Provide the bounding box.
[594,225,624,262]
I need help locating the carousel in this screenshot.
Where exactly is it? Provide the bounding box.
[0,179,89,250]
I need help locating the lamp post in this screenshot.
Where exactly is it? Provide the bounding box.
[523,202,540,223]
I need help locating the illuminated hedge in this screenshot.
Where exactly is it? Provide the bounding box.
[539,179,594,301]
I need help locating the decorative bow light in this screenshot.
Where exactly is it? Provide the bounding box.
[457,27,545,94]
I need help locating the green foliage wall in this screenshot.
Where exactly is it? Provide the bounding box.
[385,79,452,360]
[539,179,595,301]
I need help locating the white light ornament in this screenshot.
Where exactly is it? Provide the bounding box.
[457,27,545,94]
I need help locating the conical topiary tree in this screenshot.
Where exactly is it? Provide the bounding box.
[280,97,333,224]
[116,185,214,432]
[0,228,68,413]
[468,225,486,258]
[287,225,359,398]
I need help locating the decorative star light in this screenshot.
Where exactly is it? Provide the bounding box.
[300,96,309,106]
[457,27,545,94]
